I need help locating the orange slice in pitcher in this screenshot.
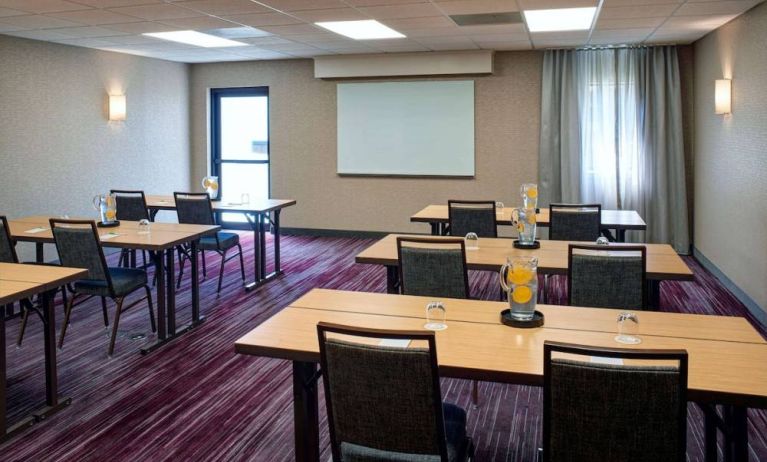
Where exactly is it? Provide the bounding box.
[507,267,534,285]
[512,286,533,304]
[527,187,538,199]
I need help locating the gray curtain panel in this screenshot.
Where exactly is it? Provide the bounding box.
[538,47,690,253]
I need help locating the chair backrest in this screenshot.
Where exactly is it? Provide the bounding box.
[397,237,469,299]
[318,322,449,462]
[568,244,647,310]
[49,219,112,290]
[110,190,149,222]
[447,200,497,238]
[543,341,688,462]
[549,203,602,241]
[174,192,215,226]
[0,215,19,263]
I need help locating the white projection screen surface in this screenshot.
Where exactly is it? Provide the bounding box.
[337,81,475,176]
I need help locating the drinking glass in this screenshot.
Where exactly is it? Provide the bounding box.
[495,201,505,219]
[241,193,250,205]
[424,301,447,331]
[615,312,641,344]
[464,232,479,250]
[138,219,151,235]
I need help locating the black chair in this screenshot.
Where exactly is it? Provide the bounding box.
[173,192,245,293]
[397,237,469,300]
[549,203,602,241]
[48,219,155,356]
[542,341,688,462]
[111,189,150,268]
[448,200,497,238]
[318,322,474,462]
[568,244,647,310]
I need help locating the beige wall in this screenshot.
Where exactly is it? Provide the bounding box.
[693,2,767,313]
[190,51,543,235]
[0,35,191,261]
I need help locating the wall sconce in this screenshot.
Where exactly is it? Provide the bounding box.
[109,94,126,121]
[715,79,731,115]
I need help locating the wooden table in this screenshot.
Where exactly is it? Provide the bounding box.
[146,195,296,291]
[411,205,647,241]
[355,234,694,309]
[0,263,86,441]
[235,289,767,462]
[8,217,219,354]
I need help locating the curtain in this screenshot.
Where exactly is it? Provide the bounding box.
[538,46,690,253]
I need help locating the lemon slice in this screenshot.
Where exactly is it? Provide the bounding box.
[512,286,533,304]
[507,268,533,285]
[105,210,116,220]
[527,187,538,199]
[209,182,219,190]
[203,178,211,188]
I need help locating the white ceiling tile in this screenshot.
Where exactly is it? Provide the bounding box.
[345,0,428,5]
[588,27,654,43]
[517,0,597,9]
[173,0,270,16]
[66,0,163,6]
[396,25,462,36]
[645,31,702,44]
[108,4,204,21]
[229,48,295,59]
[456,23,527,35]
[602,0,681,6]
[104,20,177,33]
[674,0,762,16]
[159,15,241,29]
[381,15,454,29]
[659,13,738,31]
[240,35,297,45]
[277,32,345,43]
[223,12,304,27]
[46,25,131,37]
[51,36,116,46]
[600,4,679,19]
[105,33,164,45]
[257,23,323,35]
[0,22,24,31]
[0,0,91,13]
[433,0,519,15]
[466,29,529,42]
[476,40,531,50]
[3,28,76,39]
[256,0,347,11]
[47,9,144,25]
[596,17,666,29]
[0,14,83,29]
[0,6,25,17]
[359,3,442,19]
[291,7,369,22]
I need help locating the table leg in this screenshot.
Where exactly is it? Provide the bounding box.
[244,213,262,291]
[165,248,176,335]
[386,266,399,294]
[149,209,159,221]
[34,289,71,420]
[273,210,282,274]
[616,229,626,242]
[259,213,267,280]
[141,252,166,354]
[647,280,661,311]
[430,222,439,236]
[36,243,44,263]
[724,406,748,462]
[703,404,719,462]
[191,240,200,323]
[1,305,6,437]
[293,361,320,462]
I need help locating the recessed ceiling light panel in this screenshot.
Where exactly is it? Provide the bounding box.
[315,20,405,40]
[143,30,248,48]
[523,7,597,33]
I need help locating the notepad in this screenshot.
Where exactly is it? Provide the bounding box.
[379,339,410,348]
[590,356,624,365]
[25,227,48,234]
[100,233,121,240]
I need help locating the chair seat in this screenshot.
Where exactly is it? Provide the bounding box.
[199,232,239,251]
[74,267,147,297]
[339,403,470,462]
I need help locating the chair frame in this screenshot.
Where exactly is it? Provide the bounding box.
[0,215,19,263]
[110,189,150,269]
[396,236,470,299]
[567,244,648,310]
[542,341,688,462]
[447,199,498,238]
[549,203,602,241]
[48,218,155,356]
[173,192,245,293]
[317,322,451,462]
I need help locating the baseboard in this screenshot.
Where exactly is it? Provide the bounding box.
[280,227,400,239]
[693,247,767,327]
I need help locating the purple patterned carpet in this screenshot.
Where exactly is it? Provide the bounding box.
[1,233,765,461]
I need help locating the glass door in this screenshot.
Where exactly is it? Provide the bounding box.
[210,87,269,227]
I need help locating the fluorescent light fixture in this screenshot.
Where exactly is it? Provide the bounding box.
[109,94,126,121]
[315,20,405,40]
[523,7,597,32]
[143,30,247,48]
[715,79,732,114]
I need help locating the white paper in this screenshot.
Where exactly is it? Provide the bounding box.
[100,233,121,240]
[25,227,48,234]
[379,339,411,348]
[590,356,624,365]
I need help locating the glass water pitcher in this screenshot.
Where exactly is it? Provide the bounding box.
[92,193,117,224]
[511,207,537,245]
[499,256,539,321]
[201,176,219,199]
[521,183,538,210]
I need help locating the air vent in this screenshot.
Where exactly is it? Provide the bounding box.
[450,12,523,27]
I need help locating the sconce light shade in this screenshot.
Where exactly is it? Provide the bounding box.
[109,94,126,121]
[715,79,731,115]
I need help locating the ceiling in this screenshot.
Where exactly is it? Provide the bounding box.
[0,0,762,63]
